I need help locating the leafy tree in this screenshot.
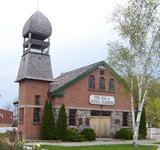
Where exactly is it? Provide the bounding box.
[107,0,160,147]
[145,97,160,127]
[56,104,67,141]
[148,80,160,98]
[145,80,160,127]
[41,100,55,140]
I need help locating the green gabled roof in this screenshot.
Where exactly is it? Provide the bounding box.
[48,61,129,96]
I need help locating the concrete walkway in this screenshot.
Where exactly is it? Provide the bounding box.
[25,138,160,149]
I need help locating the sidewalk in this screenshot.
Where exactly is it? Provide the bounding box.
[25,138,160,149]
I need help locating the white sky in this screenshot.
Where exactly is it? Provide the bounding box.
[0,0,125,108]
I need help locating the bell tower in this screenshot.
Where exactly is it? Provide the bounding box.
[16,11,53,139]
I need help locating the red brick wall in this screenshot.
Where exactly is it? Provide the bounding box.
[0,109,13,124]
[18,68,131,139]
[18,80,50,106]
[18,80,50,139]
[53,68,131,110]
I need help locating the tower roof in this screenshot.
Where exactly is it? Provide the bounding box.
[22,11,52,40]
[16,53,53,82]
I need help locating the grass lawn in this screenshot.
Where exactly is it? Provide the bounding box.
[37,144,157,150]
[154,142,160,144]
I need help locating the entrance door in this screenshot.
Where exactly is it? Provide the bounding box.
[90,116,111,138]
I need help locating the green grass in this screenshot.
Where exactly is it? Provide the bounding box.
[37,144,157,150]
[154,142,160,144]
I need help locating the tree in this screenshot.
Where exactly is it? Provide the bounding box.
[139,106,147,139]
[145,97,160,127]
[12,98,18,127]
[145,80,160,127]
[3,102,13,111]
[107,0,160,147]
[48,100,56,139]
[41,100,49,140]
[147,80,160,98]
[56,104,67,141]
[41,100,56,140]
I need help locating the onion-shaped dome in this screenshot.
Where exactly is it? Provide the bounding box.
[22,11,52,40]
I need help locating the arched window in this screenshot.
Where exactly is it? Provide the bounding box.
[89,76,95,89]
[99,77,105,90]
[109,78,114,91]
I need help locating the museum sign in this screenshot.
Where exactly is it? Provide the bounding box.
[89,95,115,106]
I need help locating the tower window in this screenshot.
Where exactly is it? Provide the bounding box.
[109,78,115,91]
[99,77,105,90]
[33,108,40,122]
[19,108,24,123]
[69,110,76,126]
[89,76,95,89]
[35,95,40,105]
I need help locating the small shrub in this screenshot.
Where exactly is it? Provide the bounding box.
[115,128,133,140]
[80,128,96,141]
[67,129,85,142]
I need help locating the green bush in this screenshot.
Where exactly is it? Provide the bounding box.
[138,133,142,140]
[67,129,85,142]
[80,128,96,141]
[136,106,147,139]
[115,128,133,140]
[57,104,68,141]
[48,100,56,140]
[41,100,49,140]
[41,100,56,140]
[139,106,147,139]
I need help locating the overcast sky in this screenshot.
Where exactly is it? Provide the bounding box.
[0,0,125,109]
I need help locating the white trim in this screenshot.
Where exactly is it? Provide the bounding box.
[19,105,43,108]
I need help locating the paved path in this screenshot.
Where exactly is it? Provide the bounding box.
[25,138,160,149]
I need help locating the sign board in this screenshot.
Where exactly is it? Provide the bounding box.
[89,95,115,106]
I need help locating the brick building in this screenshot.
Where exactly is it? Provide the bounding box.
[0,109,13,127]
[16,11,132,139]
